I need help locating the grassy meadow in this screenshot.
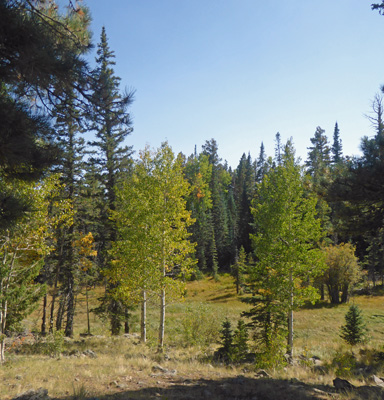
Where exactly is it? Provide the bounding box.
[2,274,384,400]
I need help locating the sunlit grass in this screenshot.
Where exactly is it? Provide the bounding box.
[3,275,384,399]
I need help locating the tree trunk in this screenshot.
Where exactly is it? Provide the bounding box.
[124,307,130,334]
[141,290,146,343]
[327,284,340,304]
[341,284,349,303]
[86,286,91,335]
[64,277,75,337]
[0,300,8,363]
[41,294,47,336]
[287,271,294,364]
[56,295,65,331]
[320,284,325,301]
[158,287,165,352]
[110,298,122,336]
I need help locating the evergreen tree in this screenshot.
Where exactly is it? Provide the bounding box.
[232,319,249,361]
[202,139,233,269]
[256,142,269,183]
[331,122,343,164]
[306,126,332,234]
[340,305,368,347]
[231,246,247,294]
[306,126,331,177]
[184,153,213,273]
[234,153,254,254]
[0,0,91,228]
[274,132,282,166]
[217,318,234,362]
[89,27,134,335]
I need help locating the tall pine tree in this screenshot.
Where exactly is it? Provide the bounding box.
[89,27,134,335]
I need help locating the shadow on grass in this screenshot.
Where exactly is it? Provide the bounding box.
[209,293,235,302]
[301,300,342,310]
[71,377,342,400]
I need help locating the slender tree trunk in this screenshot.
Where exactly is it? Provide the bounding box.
[56,295,65,331]
[320,284,325,301]
[141,290,146,343]
[65,277,75,337]
[287,271,294,364]
[41,294,47,336]
[327,285,340,304]
[0,300,7,363]
[86,286,91,335]
[110,298,122,336]
[158,287,165,352]
[124,307,130,334]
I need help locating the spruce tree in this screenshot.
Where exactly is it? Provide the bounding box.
[50,93,87,337]
[331,122,343,164]
[89,27,134,335]
[217,318,234,362]
[340,305,368,347]
[231,246,247,294]
[232,319,249,361]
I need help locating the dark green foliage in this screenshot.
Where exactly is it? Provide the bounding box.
[372,2,384,15]
[231,246,247,294]
[216,318,250,364]
[340,305,368,347]
[216,318,234,363]
[331,122,343,164]
[88,27,134,335]
[0,0,90,229]
[232,319,249,361]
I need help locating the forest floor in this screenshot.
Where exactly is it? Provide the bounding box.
[2,275,384,400]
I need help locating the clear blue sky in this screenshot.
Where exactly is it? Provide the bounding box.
[83,0,384,168]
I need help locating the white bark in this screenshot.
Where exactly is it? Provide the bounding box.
[141,290,147,343]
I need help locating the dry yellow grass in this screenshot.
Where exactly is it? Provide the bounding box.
[2,275,384,399]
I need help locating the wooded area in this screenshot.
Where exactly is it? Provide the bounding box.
[2,0,384,371]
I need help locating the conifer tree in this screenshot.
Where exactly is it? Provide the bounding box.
[331,122,343,164]
[340,305,368,347]
[0,0,91,228]
[256,142,269,183]
[231,246,247,294]
[217,318,234,362]
[89,27,134,335]
[233,319,249,361]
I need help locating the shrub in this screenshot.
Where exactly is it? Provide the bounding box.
[180,303,220,347]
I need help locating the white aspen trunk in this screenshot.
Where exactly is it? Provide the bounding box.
[158,287,165,352]
[287,270,294,364]
[0,300,8,363]
[141,290,147,343]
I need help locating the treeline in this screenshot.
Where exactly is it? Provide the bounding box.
[2,0,384,363]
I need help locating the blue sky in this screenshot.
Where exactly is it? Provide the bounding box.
[83,0,384,168]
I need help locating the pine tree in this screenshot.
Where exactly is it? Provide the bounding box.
[232,319,249,361]
[234,153,255,254]
[202,139,232,269]
[231,246,247,294]
[331,122,343,164]
[217,318,234,362]
[0,0,91,228]
[274,132,282,166]
[88,27,134,335]
[340,305,368,347]
[256,142,269,183]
